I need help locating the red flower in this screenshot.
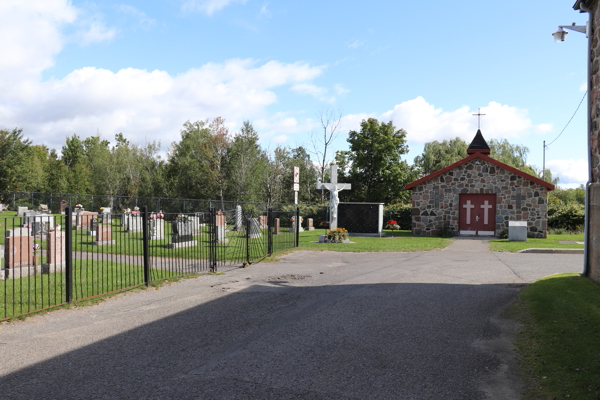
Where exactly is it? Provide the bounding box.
[388,220,397,225]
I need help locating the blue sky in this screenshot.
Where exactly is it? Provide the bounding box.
[0,0,590,187]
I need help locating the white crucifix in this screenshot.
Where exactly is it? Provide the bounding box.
[480,200,493,225]
[316,164,351,230]
[463,200,474,225]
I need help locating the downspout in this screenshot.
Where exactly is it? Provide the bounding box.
[581,2,593,277]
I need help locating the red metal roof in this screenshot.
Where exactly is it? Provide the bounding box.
[404,152,556,190]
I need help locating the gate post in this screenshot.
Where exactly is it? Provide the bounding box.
[268,207,273,256]
[142,206,151,286]
[296,207,300,247]
[210,207,217,272]
[65,206,73,304]
[246,215,251,266]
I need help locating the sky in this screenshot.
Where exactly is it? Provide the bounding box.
[0,0,591,188]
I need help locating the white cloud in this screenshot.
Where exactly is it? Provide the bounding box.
[580,81,587,92]
[348,39,366,49]
[76,20,117,46]
[118,4,156,29]
[258,3,271,18]
[2,60,325,150]
[291,83,335,103]
[546,158,588,184]
[334,84,350,95]
[536,123,553,134]
[182,0,247,15]
[379,97,549,144]
[273,135,289,144]
[0,0,76,81]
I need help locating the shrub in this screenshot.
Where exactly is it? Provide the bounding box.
[548,203,584,231]
[497,228,508,239]
[384,203,412,230]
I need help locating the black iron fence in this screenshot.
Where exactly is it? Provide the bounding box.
[1,205,300,321]
[0,190,323,215]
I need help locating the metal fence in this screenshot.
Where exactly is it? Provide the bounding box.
[0,191,323,215]
[0,205,301,321]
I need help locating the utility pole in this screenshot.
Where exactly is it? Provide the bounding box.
[543,140,546,181]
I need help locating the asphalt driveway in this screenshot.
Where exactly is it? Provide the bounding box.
[0,240,583,399]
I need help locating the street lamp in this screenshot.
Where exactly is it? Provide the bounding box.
[552,22,588,42]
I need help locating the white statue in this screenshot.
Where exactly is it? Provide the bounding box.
[316,164,351,230]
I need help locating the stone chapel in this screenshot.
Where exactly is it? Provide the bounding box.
[405,130,555,238]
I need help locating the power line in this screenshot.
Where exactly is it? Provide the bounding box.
[546,91,587,147]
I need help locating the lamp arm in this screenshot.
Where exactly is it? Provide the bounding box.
[559,23,588,36]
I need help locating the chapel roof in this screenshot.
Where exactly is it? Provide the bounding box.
[467,129,490,155]
[404,152,556,191]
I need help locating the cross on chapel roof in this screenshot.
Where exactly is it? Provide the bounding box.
[467,129,491,155]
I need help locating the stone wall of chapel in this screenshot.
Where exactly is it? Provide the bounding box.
[410,158,549,238]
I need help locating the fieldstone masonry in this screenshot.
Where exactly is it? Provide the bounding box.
[575,0,600,283]
[410,158,549,238]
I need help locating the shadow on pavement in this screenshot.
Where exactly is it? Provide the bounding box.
[0,281,522,399]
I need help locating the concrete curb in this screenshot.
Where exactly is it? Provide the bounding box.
[518,248,584,254]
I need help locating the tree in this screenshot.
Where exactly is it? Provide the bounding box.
[413,137,468,176]
[263,146,289,206]
[488,139,537,176]
[311,108,342,202]
[0,129,32,191]
[337,118,414,204]
[227,121,265,202]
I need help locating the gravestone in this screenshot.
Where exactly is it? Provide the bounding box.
[75,211,98,229]
[60,200,68,214]
[259,215,268,229]
[4,227,34,278]
[87,218,98,236]
[337,203,385,236]
[93,225,116,246]
[24,213,55,236]
[292,216,304,233]
[0,204,5,214]
[149,218,165,240]
[274,218,281,235]
[168,220,197,248]
[101,207,112,223]
[46,231,66,273]
[126,215,144,233]
[248,218,261,239]
[216,213,228,243]
[307,218,315,231]
[17,207,28,216]
[235,205,243,230]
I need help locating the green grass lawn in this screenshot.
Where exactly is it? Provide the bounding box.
[514,273,600,399]
[0,259,177,320]
[297,229,453,252]
[489,234,585,252]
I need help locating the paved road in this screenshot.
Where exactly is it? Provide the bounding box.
[0,240,583,399]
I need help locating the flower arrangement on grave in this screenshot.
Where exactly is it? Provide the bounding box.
[132,206,140,215]
[51,223,61,232]
[123,208,132,214]
[216,210,223,215]
[175,214,190,223]
[291,216,304,223]
[100,207,104,211]
[75,204,83,209]
[327,228,348,243]
[32,243,41,254]
[386,220,400,231]
[150,212,165,220]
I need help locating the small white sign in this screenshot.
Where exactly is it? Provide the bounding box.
[294,167,300,183]
[293,183,300,191]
